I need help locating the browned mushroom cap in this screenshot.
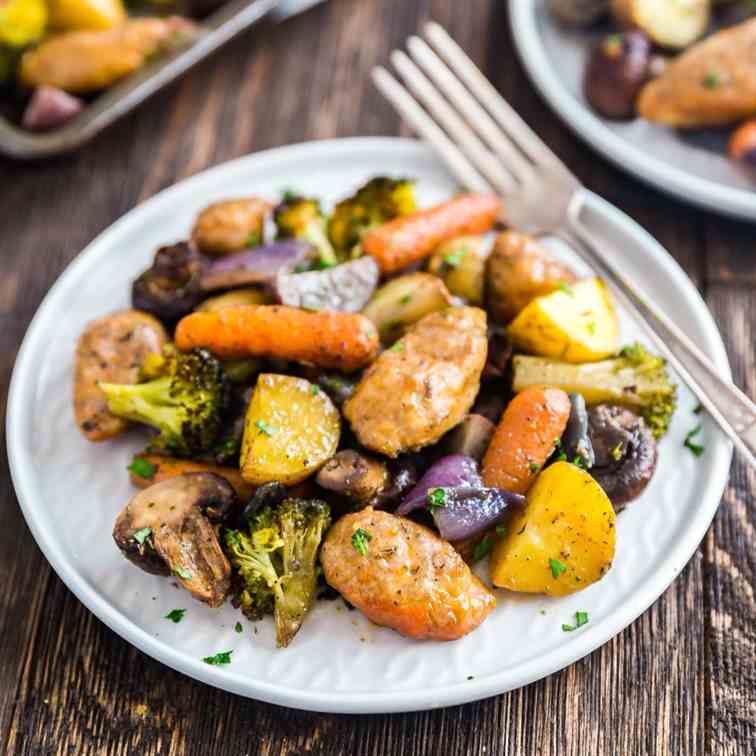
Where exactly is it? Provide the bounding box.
[316,450,390,504]
[587,404,658,512]
[113,473,237,607]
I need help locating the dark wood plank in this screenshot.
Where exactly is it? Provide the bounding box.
[0,0,753,754]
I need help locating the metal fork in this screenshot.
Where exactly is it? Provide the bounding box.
[373,22,756,471]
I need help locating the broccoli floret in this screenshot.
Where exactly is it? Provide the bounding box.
[224,498,331,647]
[616,342,677,439]
[99,348,228,456]
[328,177,417,256]
[274,195,337,267]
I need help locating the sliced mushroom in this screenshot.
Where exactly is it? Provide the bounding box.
[587,404,657,511]
[113,473,237,607]
[442,414,496,462]
[316,450,390,504]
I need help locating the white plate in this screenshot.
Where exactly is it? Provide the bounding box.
[510,0,756,222]
[7,138,732,713]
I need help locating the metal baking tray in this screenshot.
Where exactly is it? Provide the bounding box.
[0,0,322,160]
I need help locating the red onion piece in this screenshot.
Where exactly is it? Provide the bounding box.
[430,486,525,541]
[397,454,481,515]
[22,87,84,132]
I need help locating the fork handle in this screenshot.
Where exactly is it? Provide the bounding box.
[561,193,756,471]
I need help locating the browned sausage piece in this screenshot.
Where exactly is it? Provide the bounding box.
[74,309,167,441]
[321,509,496,641]
[191,197,272,256]
[343,307,488,457]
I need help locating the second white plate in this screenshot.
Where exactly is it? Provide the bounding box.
[7,138,732,713]
[510,0,756,222]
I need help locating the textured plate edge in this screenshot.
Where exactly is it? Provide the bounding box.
[509,0,756,223]
[6,137,733,714]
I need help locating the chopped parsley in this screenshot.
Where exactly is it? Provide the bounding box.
[610,442,624,462]
[562,611,589,632]
[133,527,152,545]
[702,71,720,89]
[246,231,261,248]
[443,251,466,268]
[549,558,568,579]
[495,524,507,537]
[529,461,541,475]
[174,565,192,580]
[473,535,493,562]
[684,424,705,457]
[399,294,412,305]
[203,650,233,666]
[558,281,575,296]
[310,384,320,396]
[234,622,243,633]
[586,322,596,336]
[293,263,310,273]
[164,609,186,623]
[351,528,373,556]
[389,341,404,353]
[694,403,703,415]
[255,419,277,437]
[281,189,299,202]
[427,487,446,509]
[128,458,156,480]
[572,455,588,470]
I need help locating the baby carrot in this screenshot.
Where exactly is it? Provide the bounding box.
[362,193,502,273]
[175,305,379,372]
[482,387,571,494]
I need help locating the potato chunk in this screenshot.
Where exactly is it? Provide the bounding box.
[507,277,619,363]
[191,198,271,257]
[611,0,708,51]
[240,374,340,486]
[490,461,616,596]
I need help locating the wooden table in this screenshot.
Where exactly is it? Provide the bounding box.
[1,2,753,753]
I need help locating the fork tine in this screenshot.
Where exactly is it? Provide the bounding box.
[371,67,494,194]
[406,35,535,184]
[390,51,516,196]
[424,21,567,172]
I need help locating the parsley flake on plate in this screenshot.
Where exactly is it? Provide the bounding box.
[235,622,243,633]
[164,609,186,623]
[426,487,446,509]
[473,535,493,562]
[562,611,589,632]
[203,650,233,666]
[684,424,705,457]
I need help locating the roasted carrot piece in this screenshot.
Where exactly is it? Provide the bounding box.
[175,305,379,372]
[129,454,256,501]
[362,193,502,274]
[482,387,571,494]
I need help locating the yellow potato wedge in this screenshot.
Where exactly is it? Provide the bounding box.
[48,0,126,32]
[195,288,270,312]
[426,235,490,304]
[507,277,619,363]
[240,374,340,485]
[611,0,709,50]
[490,461,616,596]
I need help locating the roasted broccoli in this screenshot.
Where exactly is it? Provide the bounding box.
[274,195,337,267]
[512,343,677,439]
[328,177,417,256]
[99,347,229,456]
[224,498,331,647]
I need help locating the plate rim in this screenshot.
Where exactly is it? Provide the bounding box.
[509,0,756,223]
[6,136,733,713]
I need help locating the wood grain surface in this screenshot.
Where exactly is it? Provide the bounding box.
[0,1,754,754]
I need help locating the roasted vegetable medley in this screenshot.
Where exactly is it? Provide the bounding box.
[0,0,225,133]
[549,0,756,166]
[74,177,679,648]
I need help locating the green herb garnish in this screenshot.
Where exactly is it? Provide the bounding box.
[234,622,243,633]
[133,527,152,545]
[529,461,541,474]
[399,294,412,305]
[255,419,277,437]
[427,487,446,509]
[550,558,567,579]
[495,525,507,537]
[174,566,192,580]
[443,251,466,268]
[684,424,705,457]
[702,71,720,89]
[310,384,320,396]
[558,281,575,296]
[694,403,703,415]
[562,611,589,632]
[352,528,373,556]
[389,341,404,352]
[203,650,233,666]
[128,458,156,480]
[164,609,186,623]
[473,535,493,562]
